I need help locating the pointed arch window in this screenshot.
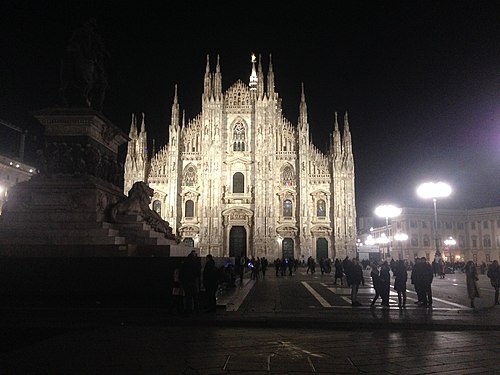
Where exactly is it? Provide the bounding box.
[233,172,244,193]
[183,166,196,186]
[283,199,292,217]
[185,200,194,218]
[232,122,246,151]
[282,165,294,187]
[317,199,326,217]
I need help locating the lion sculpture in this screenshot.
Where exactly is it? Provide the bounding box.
[109,181,176,240]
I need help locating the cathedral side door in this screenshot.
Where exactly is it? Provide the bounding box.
[316,237,328,260]
[282,238,294,260]
[229,226,247,259]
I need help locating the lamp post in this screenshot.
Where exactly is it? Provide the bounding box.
[374,204,402,260]
[394,232,408,261]
[444,236,456,272]
[417,182,452,262]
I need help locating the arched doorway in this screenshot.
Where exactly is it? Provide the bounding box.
[282,238,294,260]
[229,226,246,259]
[316,237,328,260]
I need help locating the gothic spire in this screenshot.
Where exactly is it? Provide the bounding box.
[249,53,258,92]
[171,84,180,128]
[257,54,264,98]
[214,54,222,99]
[267,53,275,97]
[128,113,137,138]
[332,112,342,158]
[342,111,353,155]
[298,82,308,130]
[203,54,212,99]
[140,112,146,133]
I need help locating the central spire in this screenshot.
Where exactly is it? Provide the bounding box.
[249,53,258,91]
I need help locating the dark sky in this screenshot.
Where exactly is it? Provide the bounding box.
[1,1,499,217]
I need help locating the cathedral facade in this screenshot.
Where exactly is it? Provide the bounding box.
[124,54,357,261]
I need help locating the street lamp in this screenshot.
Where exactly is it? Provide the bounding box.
[374,204,402,260]
[444,236,456,271]
[394,232,408,260]
[417,182,452,261]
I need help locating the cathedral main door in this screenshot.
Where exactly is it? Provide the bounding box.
[229,226,247,259]
[282,238,294,260]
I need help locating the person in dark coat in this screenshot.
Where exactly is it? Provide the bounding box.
[393,260,408,307]
[334,258,344,286]
[487,260,500,305]
[203,254,219,312]
[421,257,434,306]
[411,257,425,305]
[370,263,382,307]
[347,258,364,306]
[180,250,201,315]
[379,261,391,307]
[465,260,480,308]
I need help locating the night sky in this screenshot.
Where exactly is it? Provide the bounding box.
[1,1,498,217]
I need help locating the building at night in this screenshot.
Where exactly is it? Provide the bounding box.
[359,206,500,264]
[124,54,357,261]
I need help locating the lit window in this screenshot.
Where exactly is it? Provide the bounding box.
[317,199,326,217]
[283,199,292,217]
[233,172,244,193]
[185,200,194,218]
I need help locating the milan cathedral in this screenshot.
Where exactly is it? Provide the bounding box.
[124,54,357,261]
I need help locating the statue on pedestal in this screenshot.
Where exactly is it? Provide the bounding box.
[59,17,108,111]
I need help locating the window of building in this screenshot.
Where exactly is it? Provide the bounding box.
[497,236,500,247]
[317,199,326,217]
[185,200,194,218]
[471,222,476,230]
[183,166,196,186]
[411,237,418,247]
[483,221,489,229]
[233,172,244,193]
[483,236,491,247]
[486,254,491,263]
[497,219,500,228]
[232,122,246,151]
[459,237,465,248]
[423,236,430,247]
[422,221,427,229]
[282,165,294,187]
[445,222,452,229]
[410,220,417,228]
[457,222,464,230]
[472,237,477,248]
[283,199,292,217]
[153,200,161,215]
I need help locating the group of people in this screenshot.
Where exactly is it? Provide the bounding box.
[170,251,500,314]
[349,256,500,309]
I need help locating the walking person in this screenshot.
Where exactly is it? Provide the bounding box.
[347,258,364,306]
[180,250,201,315]
[487,260,500,305]
[421,257,434,306]
[370,263,382,307]
[379,261,391,307]
[334,258,344,286]
[261,257,268,278]
[465,260,480,308]
[411,257,423,304]
[393,260,408,307]
[202,254,219,312]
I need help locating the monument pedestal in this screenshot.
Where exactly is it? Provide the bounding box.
[0,108,177,255]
